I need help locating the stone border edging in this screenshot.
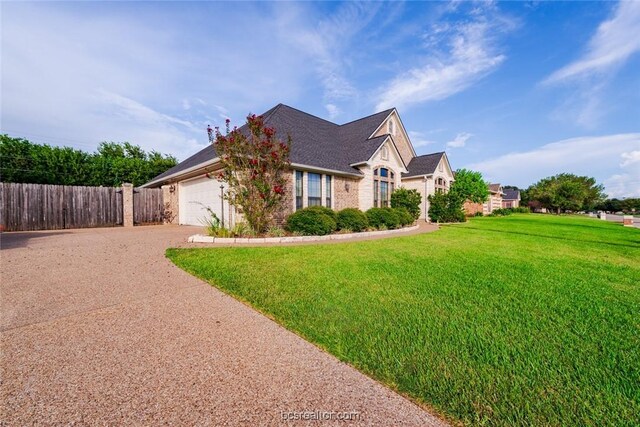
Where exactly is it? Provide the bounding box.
[188,224,420,244]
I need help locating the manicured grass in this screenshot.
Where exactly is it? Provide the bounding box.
[167,215,640,426]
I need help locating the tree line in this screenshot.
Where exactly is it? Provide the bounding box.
[0,135,178,187]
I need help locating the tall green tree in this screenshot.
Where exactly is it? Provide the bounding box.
[390,187,422,220]
[527,173,606,213]
[449,169,489,204]
[0,134,177,187]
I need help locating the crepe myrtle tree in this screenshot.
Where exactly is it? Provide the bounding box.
[208,115,291,234]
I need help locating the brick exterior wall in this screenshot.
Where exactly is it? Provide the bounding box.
[334,176,360,210]
[464,201,483,216]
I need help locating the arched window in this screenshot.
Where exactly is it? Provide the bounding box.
[388,119,395,135]
[380,146,389,161]
[374,167,395,207]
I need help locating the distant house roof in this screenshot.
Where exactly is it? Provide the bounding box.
[503,188,520,200]
[145,103,444,187]
[402,152,445,178]
[489,183,503,194]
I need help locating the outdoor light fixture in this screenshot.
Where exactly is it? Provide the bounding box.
[345,182,350,192]
[169,185,176,194]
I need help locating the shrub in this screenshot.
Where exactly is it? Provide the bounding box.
[366,207,401,230]
[336,208,369,232]
[391,188,422,220]
[305,205,337,221]
[428,192,466,223]
[473,211,484,217]
[394,207,414,227]
[512,206,531,213]
[285,208,337,235]
[490,208,513,217]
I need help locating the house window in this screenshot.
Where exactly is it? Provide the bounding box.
[373,167,394,207]
[307,173,322,206]
[388,119,395,135]
[325,175,332,207]
[381,146,389,161]
[295,171,303,210]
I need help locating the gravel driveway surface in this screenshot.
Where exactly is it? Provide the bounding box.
[1,226,447,426]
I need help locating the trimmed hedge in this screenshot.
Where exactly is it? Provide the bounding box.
[305,205,337,221]
[286,208,337,235]
[490,207,530,216]
[394,207,414,227]
[336,208,369,232]
[366,207,401,230]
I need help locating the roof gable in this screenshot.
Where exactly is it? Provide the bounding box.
[402,152,445,178]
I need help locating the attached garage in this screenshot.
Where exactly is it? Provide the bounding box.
[178,175,225,226]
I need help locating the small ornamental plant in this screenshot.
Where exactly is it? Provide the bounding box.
[209,115,291,234]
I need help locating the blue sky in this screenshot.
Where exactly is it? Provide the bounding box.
[2,1,639,197]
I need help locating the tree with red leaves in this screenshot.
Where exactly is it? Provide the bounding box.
[210,115,291,233]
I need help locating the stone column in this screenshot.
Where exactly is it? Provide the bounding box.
[161,184,179,225]
[122,183,134,227]
[599,212,607,220]
[623,215,633,227]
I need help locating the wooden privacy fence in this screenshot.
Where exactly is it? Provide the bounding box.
[133,187,164,225]
[0,182,165,232]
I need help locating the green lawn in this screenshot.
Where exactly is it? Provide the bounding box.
[167,215,640,426]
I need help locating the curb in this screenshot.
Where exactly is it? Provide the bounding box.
[188,224,421,244]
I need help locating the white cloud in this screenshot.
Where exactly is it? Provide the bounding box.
[376,5,514,111]
[0,3,310,160]
[544,1,640,84]
[620,150,640,167]
[408,131,436,148]
[325,104,340,120]
[606,150,640,198]
[542,2,640,128]
[468,133,640,197]
[446,132,472,148]
[274,2,382,105]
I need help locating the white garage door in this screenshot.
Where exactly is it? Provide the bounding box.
[179,176,225,226]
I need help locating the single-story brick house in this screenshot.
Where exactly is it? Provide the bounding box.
[502,188,520,208]
[143,104,455,226]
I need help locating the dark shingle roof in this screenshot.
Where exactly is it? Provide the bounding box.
[145,104,396,186]
[503,188,520,200]
[402,152,444,178]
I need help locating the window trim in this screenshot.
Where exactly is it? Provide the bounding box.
[307,172,322,207]
[373,166,394,208]
[325,175,332,208]
[295,170,304,210]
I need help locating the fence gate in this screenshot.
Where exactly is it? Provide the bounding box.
[133,187,164,225]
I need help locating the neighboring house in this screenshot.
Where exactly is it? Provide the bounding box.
[502,188,520,208]
[143,103,455,226]
[483,183,504,214]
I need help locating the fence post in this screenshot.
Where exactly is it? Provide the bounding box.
[122,183,134,227]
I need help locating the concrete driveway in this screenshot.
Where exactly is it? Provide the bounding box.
[1,226,446,426]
